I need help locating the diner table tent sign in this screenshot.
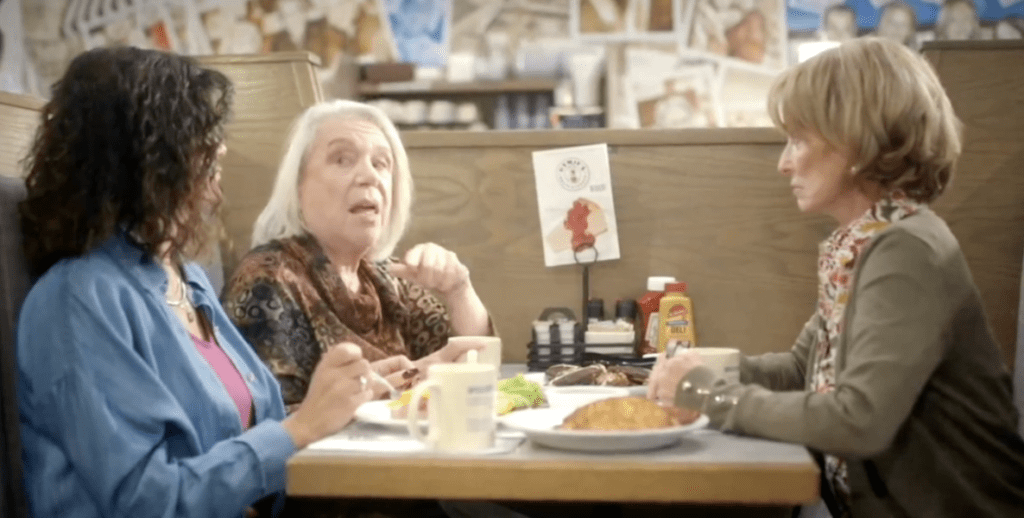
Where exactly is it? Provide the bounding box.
[531,143,621,320]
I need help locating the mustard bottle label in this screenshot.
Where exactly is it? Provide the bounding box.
[658,301,695,352]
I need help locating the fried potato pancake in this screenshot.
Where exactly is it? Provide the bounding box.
[559,396,698,431]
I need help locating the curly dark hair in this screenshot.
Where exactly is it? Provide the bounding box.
[19,46,233,277]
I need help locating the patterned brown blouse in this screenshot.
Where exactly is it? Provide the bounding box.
[222,234,452,407]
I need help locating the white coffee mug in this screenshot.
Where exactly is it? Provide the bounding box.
[450,336,502,370]
[407,362,497,452]
[693,347,741,384]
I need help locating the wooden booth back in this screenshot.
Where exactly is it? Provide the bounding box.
[399,129,822,363]
[0,91,43,518]
[197,52,323,276]
[0,92,44,179]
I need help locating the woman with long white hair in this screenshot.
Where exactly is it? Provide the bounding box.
[222,100,493,410]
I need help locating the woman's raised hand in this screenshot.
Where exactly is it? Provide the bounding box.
[388,242,471,296]
[388,242,492,337]
[282,343,372,449]
[646,350,706,405]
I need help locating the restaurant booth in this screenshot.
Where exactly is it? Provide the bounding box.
[1,40,1023,518]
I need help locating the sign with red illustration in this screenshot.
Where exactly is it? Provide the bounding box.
[532,143,621,267]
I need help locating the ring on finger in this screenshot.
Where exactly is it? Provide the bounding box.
[359,375,368,392]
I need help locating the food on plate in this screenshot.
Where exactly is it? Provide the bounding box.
[559,396,700,431]
[546,364,580,379]
[387,374,547,418]
[387,388,429,419]
[595,371,629,386]
[496,374,547,415]
[547,363,650,386]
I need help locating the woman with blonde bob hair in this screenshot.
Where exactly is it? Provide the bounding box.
[223,99,493,412]
[648,38,1024,517]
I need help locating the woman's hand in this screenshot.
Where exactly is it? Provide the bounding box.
[646,350,705,405]
[412,339,486,372]
[369,355,416,398]
[388,242,491,336]
[282,343,372,449]
[388,242,471,295]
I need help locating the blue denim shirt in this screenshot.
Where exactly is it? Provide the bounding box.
[16,235,295,517]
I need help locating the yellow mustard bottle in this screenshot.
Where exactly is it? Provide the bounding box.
[657,282,696,354]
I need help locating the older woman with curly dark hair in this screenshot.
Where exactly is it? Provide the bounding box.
[16,47,378,518]
[648,38,1024,517]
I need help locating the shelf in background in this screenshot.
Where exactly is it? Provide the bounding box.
[358,78,560,96]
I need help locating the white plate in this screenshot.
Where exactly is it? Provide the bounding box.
[544,385,630,409]
[499,407,709,452]
[354,400,425,430]
[355,398,527,430]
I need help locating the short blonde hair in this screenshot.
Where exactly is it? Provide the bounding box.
[251,100,412,260]
[768,37,962,203]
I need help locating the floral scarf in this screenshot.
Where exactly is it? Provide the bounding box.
[811,195,923,515]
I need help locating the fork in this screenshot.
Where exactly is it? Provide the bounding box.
[366,370,401,400]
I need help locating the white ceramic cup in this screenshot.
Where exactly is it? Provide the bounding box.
[403,100,428,125]
[450,336,502,370]
[407,362,497,452]
[428,100,456,125]
[692,347,741,384]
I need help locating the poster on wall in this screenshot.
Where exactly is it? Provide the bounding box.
[572,0,680,41]
[787,0,1024,49]
[378,0,451,68]
[682,0,789,70]
[0,0,27,93]
[198,0,262,55]
[65,0,207,53]
[620,45,722,128]
[532,144,621,267]
[715,60,777,126]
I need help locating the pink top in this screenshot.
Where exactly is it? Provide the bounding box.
[191,333,253,429]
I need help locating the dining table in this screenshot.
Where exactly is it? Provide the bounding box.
[287,364,821,517]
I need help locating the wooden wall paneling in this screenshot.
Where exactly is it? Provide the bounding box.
[399,129,828,363]
[924,40,1024,367]
[197,52,323,275]
[0,92,44,179]
[400,117,1023,366]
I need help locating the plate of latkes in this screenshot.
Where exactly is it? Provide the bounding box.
[499,396,708,453]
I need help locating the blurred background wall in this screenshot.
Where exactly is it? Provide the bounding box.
[2,0,1022,130]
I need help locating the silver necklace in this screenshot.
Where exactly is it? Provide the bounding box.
[166,273,195,323]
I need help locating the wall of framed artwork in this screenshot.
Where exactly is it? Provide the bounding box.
[787,0,1024,56]
[572,0,680,42]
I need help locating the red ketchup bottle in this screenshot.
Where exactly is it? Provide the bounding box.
[636,276,676,356]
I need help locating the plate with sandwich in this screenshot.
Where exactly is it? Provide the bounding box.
[499,396,708,452]
[355,374,549,430]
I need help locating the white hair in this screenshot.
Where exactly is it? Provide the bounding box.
[251,99,412,261]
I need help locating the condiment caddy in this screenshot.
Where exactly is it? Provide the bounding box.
[527,307,638,371]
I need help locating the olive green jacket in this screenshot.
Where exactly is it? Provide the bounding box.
[677,209,1024,517]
